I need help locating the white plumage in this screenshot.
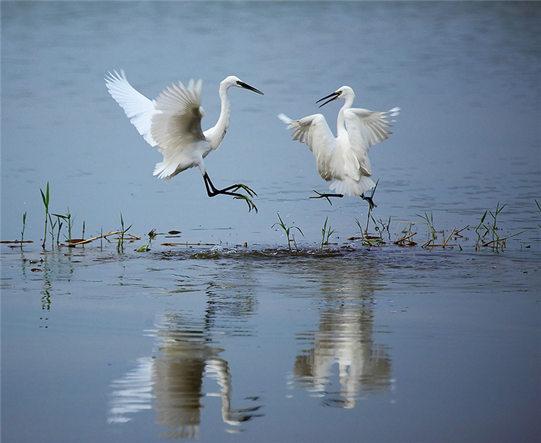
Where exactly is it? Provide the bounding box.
[105,71,209,179]
[105,70,263,211]
[278,86,399,199]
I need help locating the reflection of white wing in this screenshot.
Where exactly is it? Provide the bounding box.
[344,107,400,175]
[107,357,154,424]
[105,70,158,146]
[151,80,207,179]
[278,113,336,180]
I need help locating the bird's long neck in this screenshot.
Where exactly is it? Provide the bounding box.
[336,95,354,138]
[207,83,231,149]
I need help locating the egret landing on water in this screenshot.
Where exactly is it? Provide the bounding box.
[278,86,400,209]
[105,71,263,212]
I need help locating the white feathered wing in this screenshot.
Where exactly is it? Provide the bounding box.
[105,70,158,146]
[106,71,208,179]
[278,113,336,180]
[278,113,371,196]
[150,79,207,179]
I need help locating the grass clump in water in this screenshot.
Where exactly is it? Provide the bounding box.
[320,217,336,251]
[272,213,303,252]
[475,202,522,252]
[52,210,73,243]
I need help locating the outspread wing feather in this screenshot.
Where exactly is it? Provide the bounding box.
[151,79,206,179]
[105,70,158,146]
[344,107,400,175]
[278,113,336,180]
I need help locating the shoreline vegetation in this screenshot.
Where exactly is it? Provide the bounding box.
[1,184,539,255]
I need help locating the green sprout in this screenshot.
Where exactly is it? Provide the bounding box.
[136,228,157,253]
[20,211,27,248]
[272,213,303,251]
[320,217,336,251]
[40,182,50,249]
[117,212,132,253]
[48,214,57,250]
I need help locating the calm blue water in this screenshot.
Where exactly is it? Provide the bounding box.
[1,1,540,245]
[2,2,541,442]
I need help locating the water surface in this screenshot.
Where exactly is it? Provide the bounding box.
[2,2,541,442]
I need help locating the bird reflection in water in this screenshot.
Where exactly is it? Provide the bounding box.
[108,309,262,438]
[292,258,392,408]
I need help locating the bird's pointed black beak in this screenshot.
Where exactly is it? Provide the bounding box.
[237,81,264,95]
[316,91,340,108]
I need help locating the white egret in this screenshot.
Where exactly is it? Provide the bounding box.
[278,86,399,208]
[105,71,263,212]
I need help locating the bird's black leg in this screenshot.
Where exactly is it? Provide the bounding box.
[203,173,258,212]
[203,173,215,197]
[310,190,343,206]
[361,193,377,210]
[361,179,379,211]
[361,192,378,210]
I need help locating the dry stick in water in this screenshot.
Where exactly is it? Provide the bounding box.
[394,223,417,247]
[66,231,139,246]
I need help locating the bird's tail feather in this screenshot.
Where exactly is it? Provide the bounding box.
[153,161,170,180]
[330,177,375,197]
[153,161,182,180]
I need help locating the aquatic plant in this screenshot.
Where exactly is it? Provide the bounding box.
[52,210,73,243]
[40,182,50,249]
[474,202,522,252]
[320,217,336,250]
[136,229,157,253]
[66,209,73,241]
[20,211,27,248]
[56,219,63,246]
[354,218,384,246]
[48,214,57,250]
[272,213,303,251]
[376,216,392,241]
[394,223,417,247]
[418,212,437,242]
[116,212,132,253]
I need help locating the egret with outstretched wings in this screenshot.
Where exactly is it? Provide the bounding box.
[105,71,263,212]
[278,86,399,208]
